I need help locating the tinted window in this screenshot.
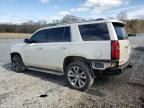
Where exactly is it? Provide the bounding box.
[79,23,110,41]
[64,27,71,42]
[113,23,128,40]
[30,30,48,43]
[49,27,71,42]
[30,27,71,43]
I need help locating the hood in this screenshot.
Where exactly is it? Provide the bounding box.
[12,42,26,48]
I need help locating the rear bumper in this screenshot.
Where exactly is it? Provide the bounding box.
[117,59,132,71]
[103,59,132,75]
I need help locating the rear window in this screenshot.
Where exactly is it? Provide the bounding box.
[79,23,110,41]
[113,23,128,40]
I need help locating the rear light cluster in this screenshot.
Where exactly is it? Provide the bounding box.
[111,41,120,60]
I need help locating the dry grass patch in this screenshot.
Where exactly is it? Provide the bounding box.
[0,33,31,39]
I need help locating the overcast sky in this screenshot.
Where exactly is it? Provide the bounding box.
[0,0,144,24]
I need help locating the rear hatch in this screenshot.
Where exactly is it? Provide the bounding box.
[113,23,131,65]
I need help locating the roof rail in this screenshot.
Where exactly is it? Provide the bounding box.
[57,18,105,25]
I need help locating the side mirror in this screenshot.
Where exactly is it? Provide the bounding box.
[24,38,30,43]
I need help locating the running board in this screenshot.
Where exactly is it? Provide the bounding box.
[27,67,64,76]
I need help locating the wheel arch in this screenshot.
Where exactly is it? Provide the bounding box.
[63,56,94,78]
[10,52,22,61]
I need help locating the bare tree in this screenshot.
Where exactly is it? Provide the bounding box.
[117,11,127,21]
[60,15,84,23]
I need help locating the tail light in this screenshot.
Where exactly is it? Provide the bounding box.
[111,41,120,60]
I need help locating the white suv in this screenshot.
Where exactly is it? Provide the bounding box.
[10,19,131,91]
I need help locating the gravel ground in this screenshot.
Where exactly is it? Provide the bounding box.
[0,37,144,108]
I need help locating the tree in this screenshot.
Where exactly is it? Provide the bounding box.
[60,15,84,23]
[117,11,127,21]
[37,20,47,25]
[0,24,5,32]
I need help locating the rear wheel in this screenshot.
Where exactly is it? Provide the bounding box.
[65,61,94,91]
[11,54,26,72]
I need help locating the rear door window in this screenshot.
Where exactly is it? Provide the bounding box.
[113,23,128,40]
[48,27,71,42]
[79,23,110,41]
[64,27,71,42]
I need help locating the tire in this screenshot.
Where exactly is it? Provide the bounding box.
[65,61,94,91]
[11,54,26,72]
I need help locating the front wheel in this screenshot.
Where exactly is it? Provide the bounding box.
[65,61,94,91]
[11,54,26,72]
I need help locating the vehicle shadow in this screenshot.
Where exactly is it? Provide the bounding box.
[134,46,144,52]
[2,63,66,86]
[2,63,112,97]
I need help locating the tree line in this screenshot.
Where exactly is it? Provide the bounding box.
[0,21,56,33]
[125,19,144,34]
[0,15,144,34]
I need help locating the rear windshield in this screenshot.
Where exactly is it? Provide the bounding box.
[113,23,128,40]
[79,23,110,41]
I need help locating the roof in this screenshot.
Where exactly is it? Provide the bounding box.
[39,18,124,31]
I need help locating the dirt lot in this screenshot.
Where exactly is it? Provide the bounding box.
[0,36,144,108]
[0,33,31,39]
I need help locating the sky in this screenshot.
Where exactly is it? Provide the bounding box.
[0,0,144,24]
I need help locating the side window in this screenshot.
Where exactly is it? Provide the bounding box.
[30,30,48,43]
[30,27,71,43]
[64,27,71,42]
[49,27,71,42]
[45,29,53,42]
[79,23,110,41]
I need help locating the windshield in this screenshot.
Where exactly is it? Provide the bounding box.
[113,23,128,40]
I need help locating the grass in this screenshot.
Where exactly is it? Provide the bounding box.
[0,33,31,39]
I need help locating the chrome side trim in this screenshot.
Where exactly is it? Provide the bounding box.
[27,67,64,76]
